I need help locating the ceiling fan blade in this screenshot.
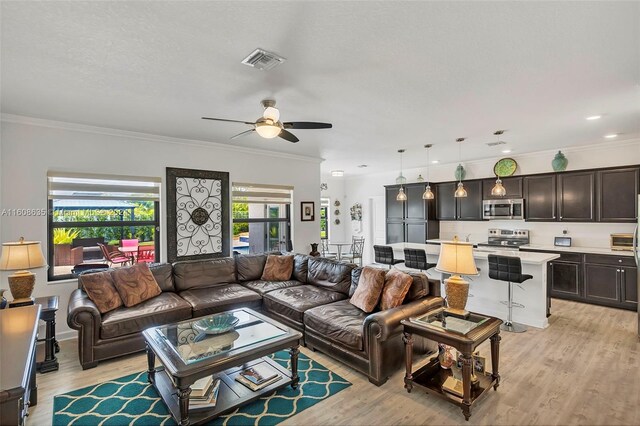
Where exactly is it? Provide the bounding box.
[283,122,332,129]
[202,117,255,125]
[279,129,299,143]
[230,129,256,140]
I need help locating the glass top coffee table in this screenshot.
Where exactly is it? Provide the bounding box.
[142,308,302,426]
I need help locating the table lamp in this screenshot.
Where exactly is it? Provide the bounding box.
[0,237,47,305]
[435,237,478,317]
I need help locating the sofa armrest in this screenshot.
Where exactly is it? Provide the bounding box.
[364,296,444,343]
[68,288,103,369]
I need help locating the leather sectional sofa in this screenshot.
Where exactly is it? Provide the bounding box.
[68,253,443,385]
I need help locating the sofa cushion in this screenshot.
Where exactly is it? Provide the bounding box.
[242,279,302,296]
[350,267,429,302]
[100,292,192,339]
[79,270,123,314]
[304,300,366,351]
[263,286,347,323]
[379,268,413,310]
[307,257,355,295]
[149,263,175,292]
[292,254,309,283]
[350,266,386,313]
[179,284,262,316]
[236,253,268,281]
[111,263,162,308]
[261,255,294,281]
[173,258,237,291]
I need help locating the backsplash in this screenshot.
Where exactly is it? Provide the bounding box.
[440,220,636,248]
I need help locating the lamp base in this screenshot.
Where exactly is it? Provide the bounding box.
[444,275,470,318]
[8,271,36,302]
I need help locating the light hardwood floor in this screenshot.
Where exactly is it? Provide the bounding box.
[30,299,639,425]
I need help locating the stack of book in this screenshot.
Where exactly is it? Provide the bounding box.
[235,363,281,391]
[189,376,221,410]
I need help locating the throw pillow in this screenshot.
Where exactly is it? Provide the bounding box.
[350,266,386,313]
[80,271,123,314]
[111,262,162,307]
[379,268,413,310]
[261,255,295,281]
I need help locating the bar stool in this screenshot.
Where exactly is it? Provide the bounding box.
[373,245,404,269]
[403,248,436,272]
[488,255,532,333]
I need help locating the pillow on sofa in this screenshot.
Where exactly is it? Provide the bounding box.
[350,266,386,313]
[80,271,123,314]
[261,255,295,281]
[379,268,413,310]
[111,263,162,307]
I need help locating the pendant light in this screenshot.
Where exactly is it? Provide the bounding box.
[454,138,468,198]
[422,144,435,200]
[491,130,507,197]
[396,149,408,201]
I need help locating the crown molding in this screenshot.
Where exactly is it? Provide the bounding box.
[1,114,324,164]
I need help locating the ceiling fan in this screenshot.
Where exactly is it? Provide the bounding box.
[202,99,332,143]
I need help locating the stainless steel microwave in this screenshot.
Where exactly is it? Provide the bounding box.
[482,199,525,220]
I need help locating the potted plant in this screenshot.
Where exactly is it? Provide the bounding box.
[53,228,80,266]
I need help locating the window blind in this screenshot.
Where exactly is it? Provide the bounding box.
[47,171,161,201]
[232,182,293,204]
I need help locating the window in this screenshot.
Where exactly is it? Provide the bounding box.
[47,172,161,281]
[232,183,293,254]
[320,198,330,239]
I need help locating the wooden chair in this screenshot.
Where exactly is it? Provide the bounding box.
[98,243,132,267]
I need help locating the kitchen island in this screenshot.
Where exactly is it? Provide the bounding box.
[388,242,560,329]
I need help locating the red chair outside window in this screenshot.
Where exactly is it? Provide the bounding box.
[137,245,155,263]
[98,243,131,267]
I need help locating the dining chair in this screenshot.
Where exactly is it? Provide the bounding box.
[320,239,337,259]
[342,237,365,266]
[136,245,156,263]
[121,239,139,248]
[98,243,132,267]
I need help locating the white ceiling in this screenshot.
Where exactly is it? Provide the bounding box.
[2,1,639,176]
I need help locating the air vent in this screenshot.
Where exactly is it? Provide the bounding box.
[486,140,506,146]
[241,48,286,70]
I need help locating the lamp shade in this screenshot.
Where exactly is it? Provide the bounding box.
[0,239,47,271]
[435,240,478,276]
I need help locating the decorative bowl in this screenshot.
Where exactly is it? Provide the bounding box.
[193,313,239,335]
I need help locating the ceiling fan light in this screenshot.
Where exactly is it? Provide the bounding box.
[422,185,434,200]
[263,106,280,121]
[397,187,407,201]
[454,182,468,198]
[491,178,507,196]
[255,121,282,138]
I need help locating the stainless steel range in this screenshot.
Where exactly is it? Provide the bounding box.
[477,228,530,249]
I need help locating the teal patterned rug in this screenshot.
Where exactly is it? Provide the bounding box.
[53,351,350,425]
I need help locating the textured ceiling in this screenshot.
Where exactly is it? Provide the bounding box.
[2,1,639,175]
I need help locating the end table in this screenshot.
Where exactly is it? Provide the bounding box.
[35,296,60,373]
[401,310,502,421]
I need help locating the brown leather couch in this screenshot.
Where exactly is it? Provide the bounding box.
[68,254,442,385]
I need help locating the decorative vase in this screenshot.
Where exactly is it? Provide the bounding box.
[0,289,7,309]
[552,151,568,172]
[309,243,320,257]
[439,344,455,369]
[454,164,466,181]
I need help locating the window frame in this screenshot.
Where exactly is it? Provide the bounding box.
[232,203,292,253]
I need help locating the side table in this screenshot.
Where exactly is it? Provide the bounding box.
[35,295,60,373]
[401,311,502,421]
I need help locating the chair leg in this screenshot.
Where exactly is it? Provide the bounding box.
[500,281,527,333]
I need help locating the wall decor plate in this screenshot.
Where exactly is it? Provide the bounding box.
[493,158,518,177]
[334,200,341,207]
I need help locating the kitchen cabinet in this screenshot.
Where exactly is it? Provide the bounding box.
[597,167,639,222]
[386,222,405,244]
[385,186,405,220]
[557,171,595,222]
[524,174,557,221]
[584,264,620,305]
[548,256,582,299]
[621,266,638,307]
[385,184,439,244]
[482,176,523,199]
[435,181,483,221]
[405,185,426,220]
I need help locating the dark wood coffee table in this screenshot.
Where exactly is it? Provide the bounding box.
[401,309,502,421]
[143,308,302,426]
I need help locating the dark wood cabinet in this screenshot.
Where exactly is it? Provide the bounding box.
[557,171,595,222]
[385,187,405,220]
[457,180,483,220]
[386,222,405,244]
[405,222,426,244]
[621,266,638,307]
[548,259,582,298]
[435,182,457,220]
[482,176,523,199]
[524,175,557,221]
[584,264,619,304]
[597,167,639,222]
[405,185,426,220]
[385,184,439,244]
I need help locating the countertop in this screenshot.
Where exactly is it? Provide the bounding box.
[519,244,635,257]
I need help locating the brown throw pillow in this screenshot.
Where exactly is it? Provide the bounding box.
[261,255,295,281]
[111,263,162,307]
[379,268,413,310]
[81,271,123,314]
[350,266,386,313]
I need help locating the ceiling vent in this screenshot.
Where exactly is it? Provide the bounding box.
[241,48,286,70]
[486,140,506,146]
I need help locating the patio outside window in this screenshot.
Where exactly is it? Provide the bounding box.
[320,197,330,239]
[232,183,293,254]
[47,172,161,281]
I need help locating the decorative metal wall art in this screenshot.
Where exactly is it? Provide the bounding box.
[350,203,362,221]
[166,167,229,263]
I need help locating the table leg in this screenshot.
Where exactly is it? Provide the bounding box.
[290,345,300,389]
[177,386,191,426]
[460,352,473,421]
[402,332,414,393]
[146,344,155,383]
[490,333,501,390]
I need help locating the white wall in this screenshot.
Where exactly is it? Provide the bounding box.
[343,139,640,262]
[0,116,322,339]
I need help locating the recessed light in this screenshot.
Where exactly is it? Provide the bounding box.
[604,134,618,139]
[331,170,344,177]
[502,149,512,154]
[585,115,602,120]
[431,160,439,164]
[357,164,368,168]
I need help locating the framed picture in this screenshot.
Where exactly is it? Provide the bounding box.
[166,167,230,263]
[301,202,315,221]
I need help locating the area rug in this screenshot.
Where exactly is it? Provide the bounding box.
[53,351,350,426]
